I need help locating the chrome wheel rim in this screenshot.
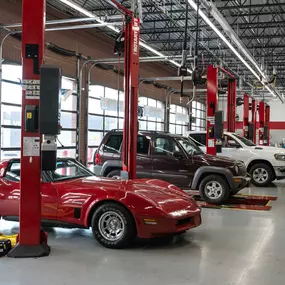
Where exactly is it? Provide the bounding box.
[98,211,125,241]
[252,168,268,183]
[205,181,223,199]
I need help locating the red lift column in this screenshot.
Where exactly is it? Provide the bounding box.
[243,94,249,138]
[206,65,218,155]
[259,101,265,146]
[252,99,258,144]
[265,104,270,146]
[8,0,50,258]
[122,16,140,179]
[226,78,237,132]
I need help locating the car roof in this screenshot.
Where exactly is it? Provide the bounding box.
[107,129,187,138]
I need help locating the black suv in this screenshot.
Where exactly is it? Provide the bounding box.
[93,130,250,204]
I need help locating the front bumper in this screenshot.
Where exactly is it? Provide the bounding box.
[274,166,285,179]
[135,213,202,239]
[231,174,251,194]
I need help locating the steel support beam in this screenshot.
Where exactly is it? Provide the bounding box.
[7,0,50,258]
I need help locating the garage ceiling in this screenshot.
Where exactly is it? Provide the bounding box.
[47,0,285,99]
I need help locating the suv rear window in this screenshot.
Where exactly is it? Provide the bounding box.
[103,134,150,154]
[103,135,123,153]
[191,133,206,146]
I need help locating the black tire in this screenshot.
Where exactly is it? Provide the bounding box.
[106,169,121,178]
[91,202,136,249]
[199,175,230,204]
[249,163,273,187]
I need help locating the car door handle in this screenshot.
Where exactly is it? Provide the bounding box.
[178,170,188,173]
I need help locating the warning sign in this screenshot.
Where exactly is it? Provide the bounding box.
[207,116,215,124]
[23,137,40,157]
[23,80,40,100]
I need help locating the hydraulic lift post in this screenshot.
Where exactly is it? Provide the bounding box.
[265,104,270,146]
[252,99,258,144]
[206,65,218,155]
[109,0,140,179]
[258,101,265,146]
[206,65,236,155]
[226,78,237,132]
[8,0,50,258]
[243,94,249,138]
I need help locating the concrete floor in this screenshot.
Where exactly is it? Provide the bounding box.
[0,183,284,285]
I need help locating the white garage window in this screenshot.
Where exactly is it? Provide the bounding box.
[191,101,206,131]
[87,88,165,164]
[169,104,189,135]
[0,64,77,160]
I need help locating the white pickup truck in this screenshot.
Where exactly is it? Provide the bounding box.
[187,131,285,187]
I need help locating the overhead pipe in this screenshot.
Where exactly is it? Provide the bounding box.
[0,16,122,29]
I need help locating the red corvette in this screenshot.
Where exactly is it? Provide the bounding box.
[0,158,201,248]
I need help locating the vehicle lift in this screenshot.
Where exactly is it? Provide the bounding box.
[206,65,237,156]
[7,0,139,258]
[110,1,140,180]
[242,94,258,143]
[258,101,271,146]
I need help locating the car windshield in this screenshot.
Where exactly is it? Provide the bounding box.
[45,159,94,182]
[177,137,204,155]
[232,134,256,147]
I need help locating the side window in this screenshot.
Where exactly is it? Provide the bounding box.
[154,137,182,156]
[103,135,123,153]
[137,135,150,154]
[222,135,240,148]
[4,162,20,182]
[191,134,206,146]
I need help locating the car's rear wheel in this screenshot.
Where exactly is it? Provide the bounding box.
[249,163,273,187]
[199,175,230,204]
[106,169,121,179]
[91,202,136,249]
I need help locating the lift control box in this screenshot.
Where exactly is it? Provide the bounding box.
[40,65,62,171]
[40,65,62,135]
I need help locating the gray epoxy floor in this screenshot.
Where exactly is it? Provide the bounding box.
[0,183,285,285]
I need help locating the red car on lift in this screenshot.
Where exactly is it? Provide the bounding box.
[0,158,201,249]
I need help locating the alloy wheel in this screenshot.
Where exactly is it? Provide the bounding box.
[205,181,223,199]
[252,168,269,183]
[98,211,125,241]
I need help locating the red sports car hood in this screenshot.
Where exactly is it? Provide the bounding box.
[64,176,200,214]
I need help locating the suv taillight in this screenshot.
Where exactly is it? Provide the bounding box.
[95,153,101,165]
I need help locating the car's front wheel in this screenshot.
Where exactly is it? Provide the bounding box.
[199,175,230,204]
[91,202,136,249]
[249,163,273,187]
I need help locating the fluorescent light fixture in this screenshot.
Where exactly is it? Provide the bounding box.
[59,0,191,73]
[188,0,278,98]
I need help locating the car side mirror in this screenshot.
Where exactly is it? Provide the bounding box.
[228,140,240,148]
